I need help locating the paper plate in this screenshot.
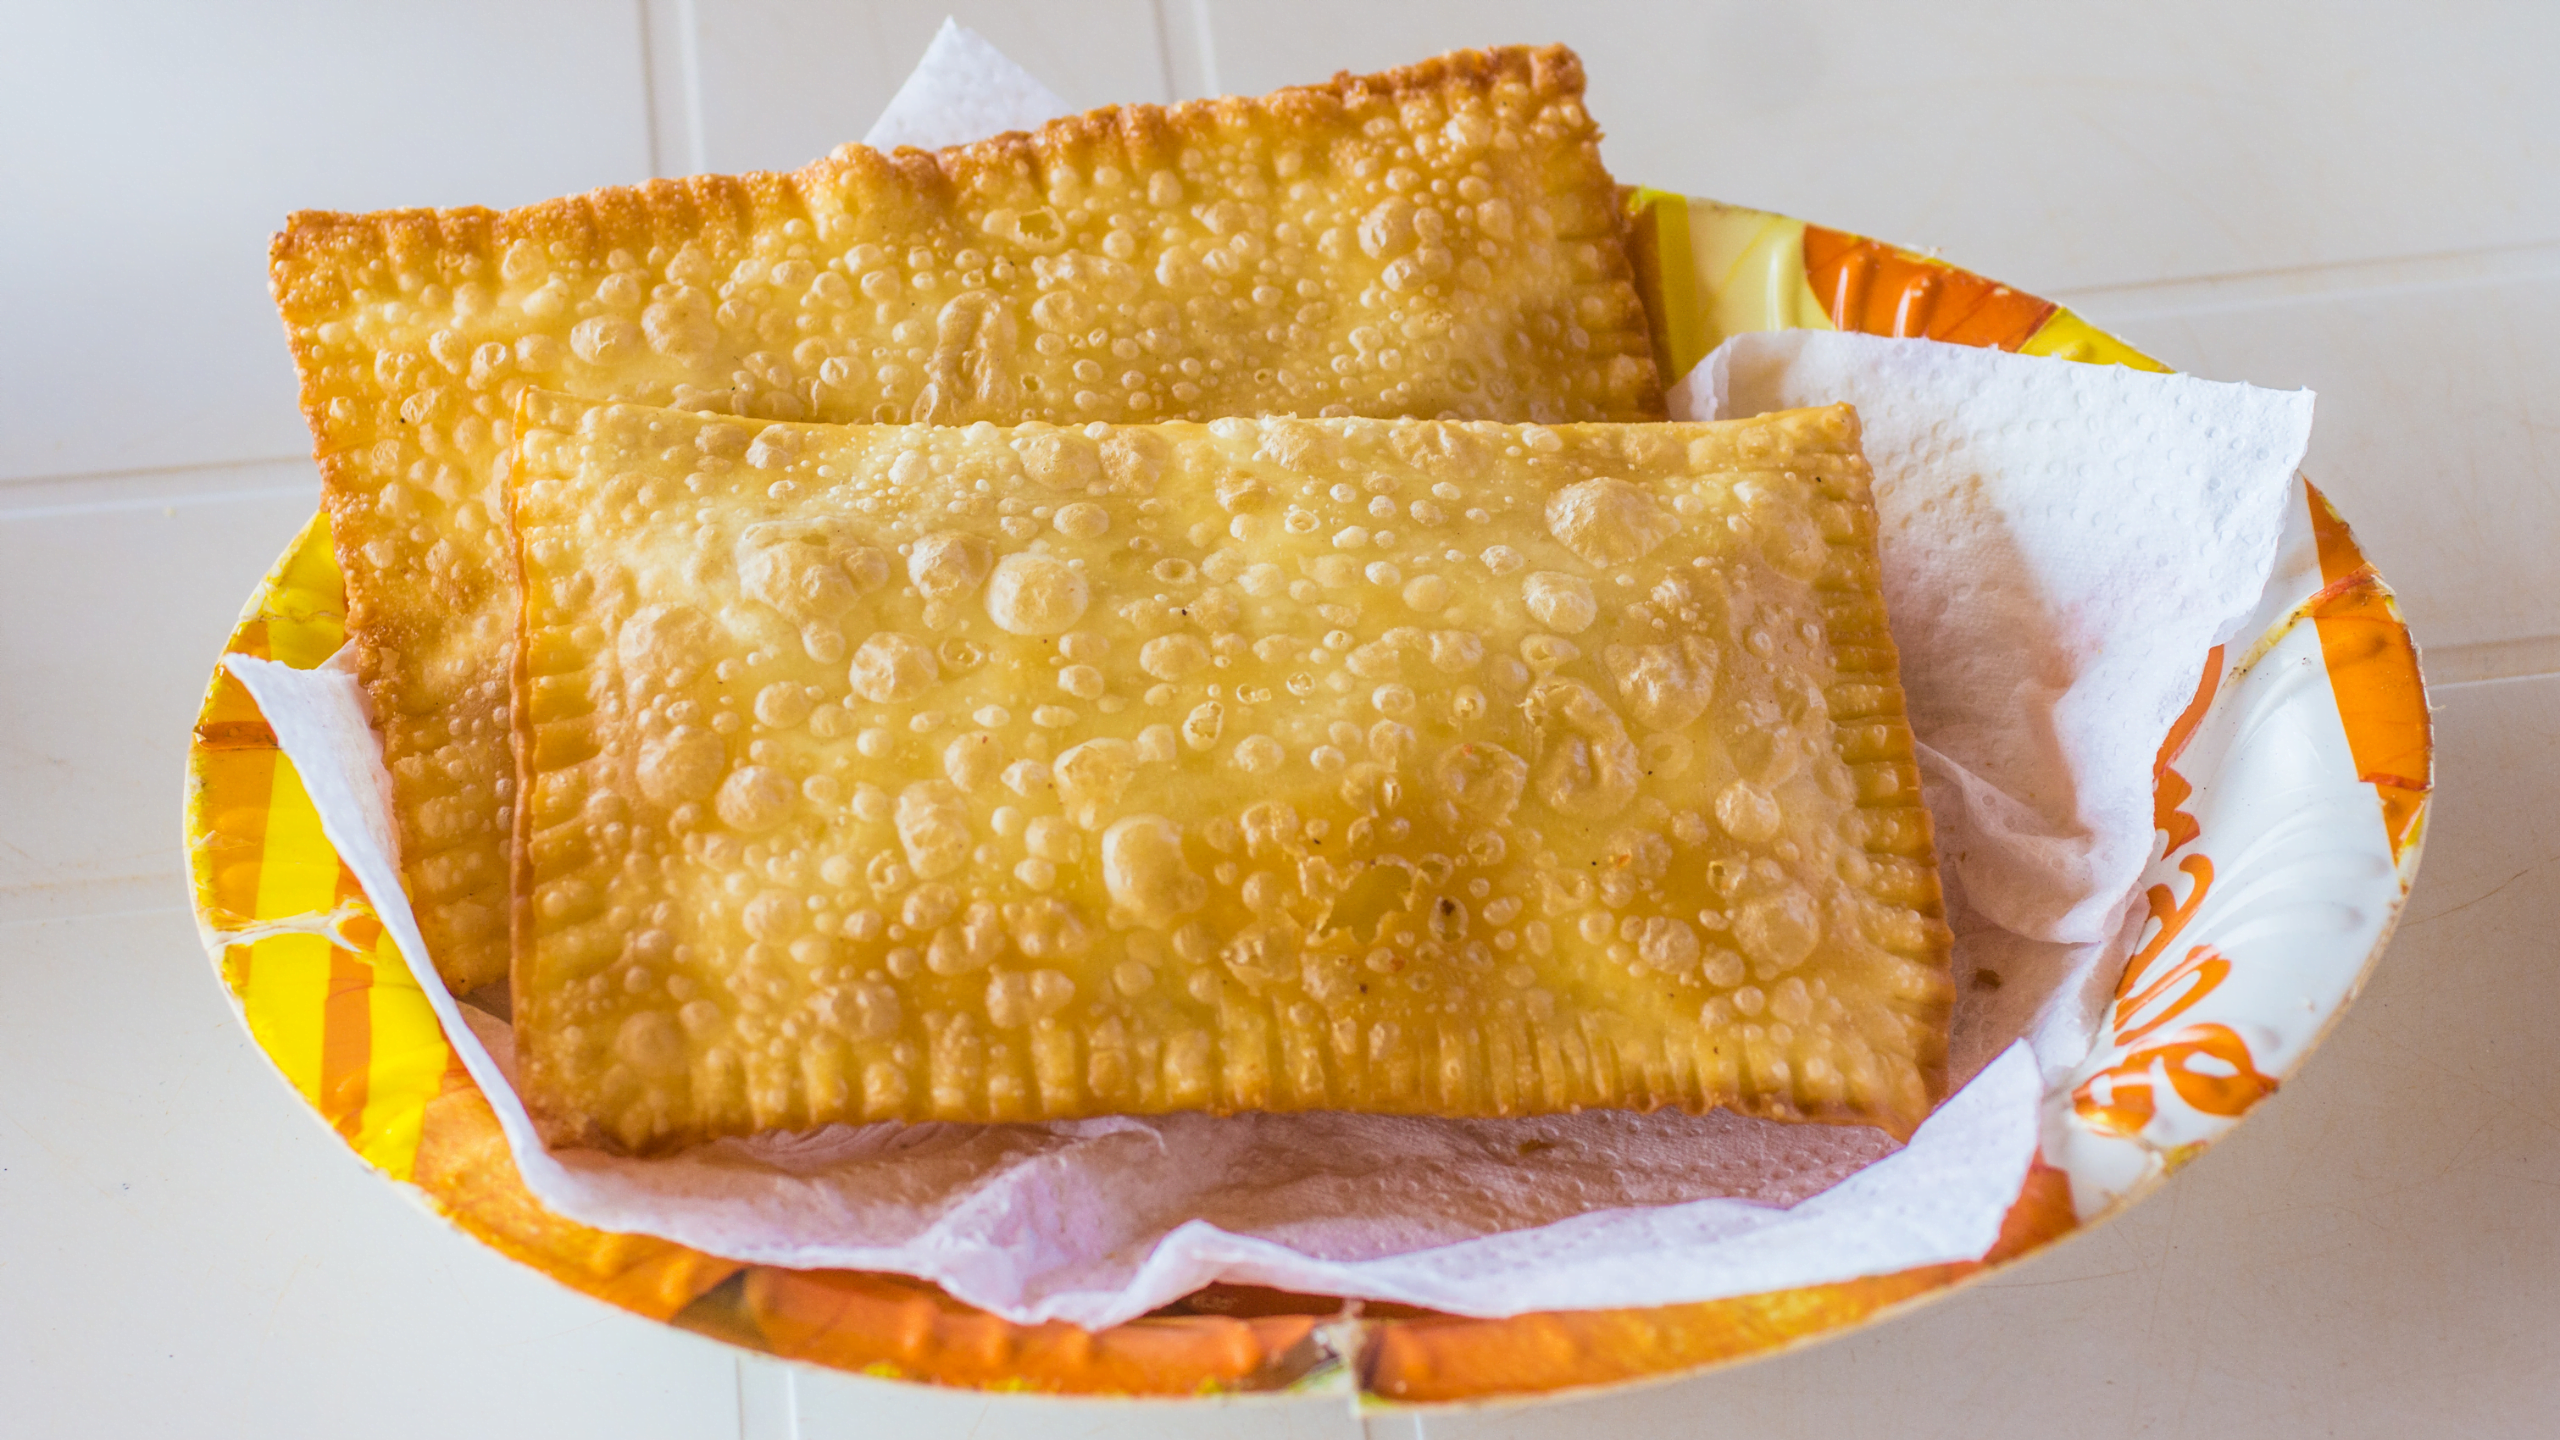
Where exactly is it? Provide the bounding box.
[181,191,2431,1405]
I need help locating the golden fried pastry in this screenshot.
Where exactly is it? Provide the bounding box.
[506,395,1949,1152]
[271,44,1661,992]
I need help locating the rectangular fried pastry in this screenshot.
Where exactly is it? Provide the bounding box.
[271,43,1661,991]
[507,395,1950,1152]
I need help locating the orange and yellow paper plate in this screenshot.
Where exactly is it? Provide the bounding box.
[182,190,2430,1405]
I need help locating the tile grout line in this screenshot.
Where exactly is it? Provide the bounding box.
[0,904,193,932]
[1188,0,1223,98]
[2417,635,2560,689]
[0,484,317,524]
[675,0,708,176]
[1147,0,1181,104]
[634,0,664,180]
[0,454,312,492]
[2050,236,2560,321]
[2055,234,2560,298]
[635,0,705,178]
[2431,669,2560,692]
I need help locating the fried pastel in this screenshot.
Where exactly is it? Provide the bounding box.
[507,395,1949,1151]
[272,44,1659,992]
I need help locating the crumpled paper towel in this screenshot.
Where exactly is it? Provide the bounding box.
[235,643,2042,1328]
[1673,331,2314,1085]
[862,18,1072,153]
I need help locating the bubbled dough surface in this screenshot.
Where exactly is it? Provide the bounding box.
[512,399,1949,1152]
[271,43,1661,991]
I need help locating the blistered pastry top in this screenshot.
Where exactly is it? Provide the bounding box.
[509,399,1948,1151]
[278,43,1660,991]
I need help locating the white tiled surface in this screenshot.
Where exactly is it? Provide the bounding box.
[680,0,1174,173]
[0,1,652,485]
[2071,267,2560,677]
[1169,1,2560,294]
[4,5,2552,1435]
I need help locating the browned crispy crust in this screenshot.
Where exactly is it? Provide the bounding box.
[273,43,1659,994]
[503,399,1947,1150]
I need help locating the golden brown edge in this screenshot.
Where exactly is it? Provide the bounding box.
[504,390,596,1148]
[505,392,543,1134]
[1801,403,1950,1132]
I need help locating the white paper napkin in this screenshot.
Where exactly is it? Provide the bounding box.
[1674,332,2314,1087]
[1677,332,2314,947]
[235,648,2050,1327]
[862,18,1072,153]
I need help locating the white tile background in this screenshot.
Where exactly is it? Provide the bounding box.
[3,3,2552,1435]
